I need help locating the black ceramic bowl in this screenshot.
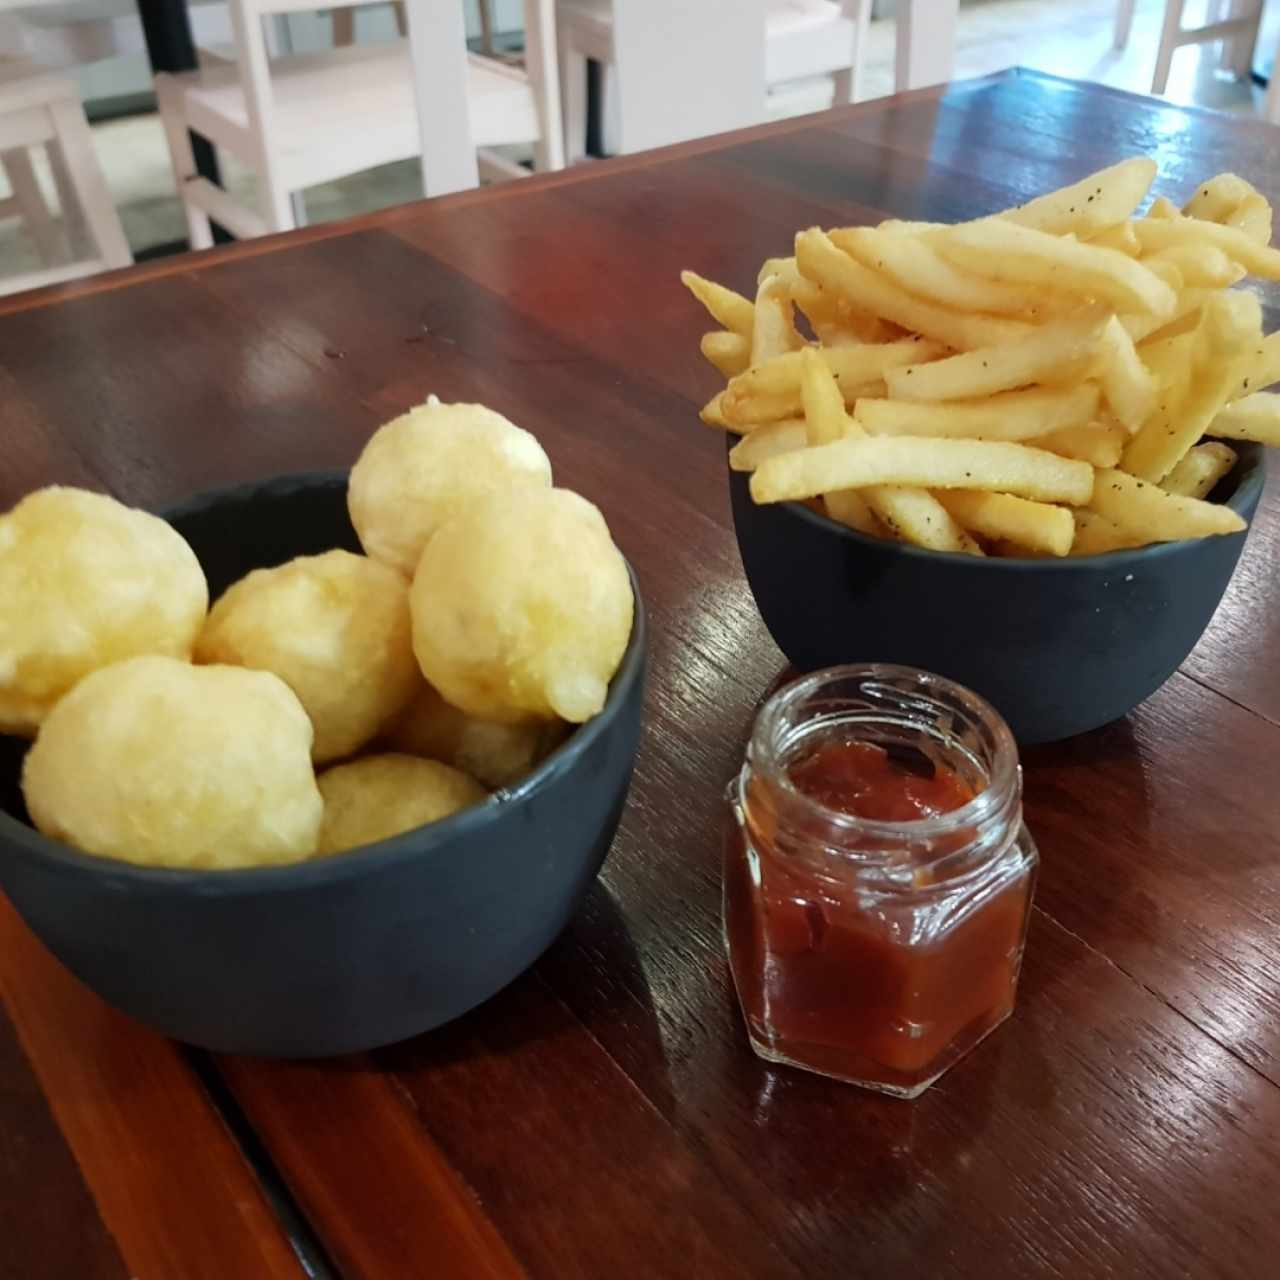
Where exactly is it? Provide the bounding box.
[0,474,646,1057]
[730,443,1264,744]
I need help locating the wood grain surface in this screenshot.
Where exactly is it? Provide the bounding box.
[3,70,1280,1278]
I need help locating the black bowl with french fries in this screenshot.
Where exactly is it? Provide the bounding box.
[685,157,1280,741]
[729,441,1263,743]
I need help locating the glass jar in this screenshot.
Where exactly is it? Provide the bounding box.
[723,664,1038,1098]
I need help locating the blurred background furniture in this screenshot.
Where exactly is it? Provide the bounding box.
[154,0,562,247]
[1115,0,1264,91]
[0,54,130,293]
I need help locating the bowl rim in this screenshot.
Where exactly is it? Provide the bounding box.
[0,477,647,895]
[733,438,1266,568]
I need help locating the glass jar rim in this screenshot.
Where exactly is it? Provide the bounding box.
[747,662,1020,847]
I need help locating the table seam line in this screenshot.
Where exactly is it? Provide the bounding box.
[1177,668,1280,732]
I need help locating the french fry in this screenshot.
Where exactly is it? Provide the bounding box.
[751,273,803,366]
[799,349,977,552]
[1070,509,1146,555]
[1097,316,1156,430]
[724,339,944,405]
[1208,391,1280,444]
[700,391,740,432]
[830,226,1048,316]
[1131,216,1280,281]
[1227,192,1273,245]
[681,271,754,337]
[998,157,1157,238]
[752,437,1095,506]
[1161,442,1237,499]
[884,311,1108,403]
[758,256,799,286]
[1088,221,1141,255]
[721,388,812,428]
[822,490,882,536]
[1139,243,1244,288]
[854,384,1099,441]
[1123,290,1262,481]
[795,228,1032,351]
[728,420,810,471]
[700,331,750,379]
[1230,331,1280,397]
[790,277,896,344]
[1120,286,1209,343]
[1034,422,1128,468]
[1145,195,1181,219]
[935,221,1177,316]
[935,490,1074,556]
[1090,468,1246,540]
[1183,173,1256,222]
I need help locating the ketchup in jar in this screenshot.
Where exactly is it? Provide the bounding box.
[724,664,1038,1097]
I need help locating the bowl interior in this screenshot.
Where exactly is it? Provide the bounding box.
[0,472,646,895]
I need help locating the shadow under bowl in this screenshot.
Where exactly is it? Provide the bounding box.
[0,473,647,1057]
[729,442,1265,744]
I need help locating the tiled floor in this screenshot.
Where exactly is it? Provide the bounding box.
[2,0,1278,276]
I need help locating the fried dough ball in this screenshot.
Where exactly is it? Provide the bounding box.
[348,397,552,575]
[0,486,208,737]
[386,682,568,788]
[410,488,633,725]
[194,550,421,765]
[316,753,486,856]
[22,656,322,869]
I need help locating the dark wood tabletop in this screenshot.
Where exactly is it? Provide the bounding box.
[4,67,1280,1280]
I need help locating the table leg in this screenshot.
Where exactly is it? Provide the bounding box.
[135,0,230,243]
[895,0,958,92]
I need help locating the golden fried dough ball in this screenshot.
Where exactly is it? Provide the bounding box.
[316,753,486,856]
[194,550,421,766]
[386,682,568,788]
[22,656,321,869]
[410,488,633,725]
[348,397,553,575]
[0,487,208,737]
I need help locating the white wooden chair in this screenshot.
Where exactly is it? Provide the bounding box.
[557,0,870,162]
[1114,0,1264,93]
[154,0,564,249]
[0,56,131,296]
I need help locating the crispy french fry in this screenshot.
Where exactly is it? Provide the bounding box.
[758,256,799,286]
[1183,173,1256,222]
[681,271,755,338]
[1131,216,1280,281]
[1208,391,1280,444]
[1145,195,1181,220]
[728,420,810,471]
[998,157,1157,238]
[795,228,1032,351]
[1088,221,1141,255]
[854,384,1099,441]
[800,347,847,446]
[822,490,882,536]
[936,221,1176,316]
[752,437,1094,506]
[700,391,743,433]
[1139,243,1245,288]
[859,485,983,554]
[1230,331,1280,397]
[721,388,810,427]
[725,338,944,404]
[935,490,1074,556]
[1123,290,1262,481]
[1090,468,1246,540]
[1034,422,1128,468]
[790,277,896,344]
[1227,192,1273,245]
[700,331,750,378]
[1070,509,1146,555]
[1098,316,1157,430]
[830,226,1049,316]
[1161,442,1237,499]
[1120,286,1209,343]
[884,311,1108,403]
[751,273,803,366]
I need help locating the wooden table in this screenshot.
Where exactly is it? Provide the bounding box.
[2,67,1280,1280]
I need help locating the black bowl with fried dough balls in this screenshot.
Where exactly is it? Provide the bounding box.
[0,473,646,1057]
[730,440,1264,744]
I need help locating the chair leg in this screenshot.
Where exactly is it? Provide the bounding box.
[1,147,67,266]
[1266,43,1280,122]
[290,190,307,227]
[560,39,588,165]
[601,60,619,156]
[1114,0,1137,50]
[1224,0,1264,79]
[1152,0,1186,94]
[154,73,214,251]
[261,173,296,235]
[332,7,355,46]
[46,139,93,259]
[46,97,131,269]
